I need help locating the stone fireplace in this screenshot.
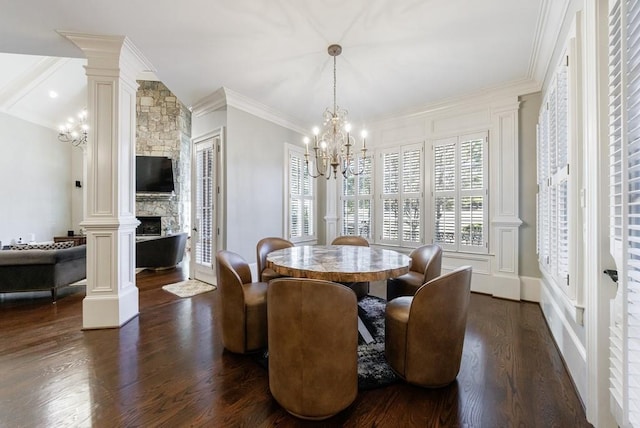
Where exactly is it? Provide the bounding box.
[135,81,191,235]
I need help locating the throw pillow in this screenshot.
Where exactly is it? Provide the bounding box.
[9,241,74,250]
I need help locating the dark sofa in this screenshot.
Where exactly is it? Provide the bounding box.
[0,245,87,302]
[136,233,187,269]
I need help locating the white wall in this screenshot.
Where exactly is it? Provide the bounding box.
[366,90,524,301]
[518,92,543,280]
[225,106,303,262]
[70,147,84,233]
[0,113,73,246]
[190,102,304,264]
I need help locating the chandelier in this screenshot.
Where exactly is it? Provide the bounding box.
[58,109,88,147]
[304,44,368,179]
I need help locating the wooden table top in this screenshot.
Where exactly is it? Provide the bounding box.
[266,245,411,282]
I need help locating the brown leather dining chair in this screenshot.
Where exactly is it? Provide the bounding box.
[386,244,442,301]
[256,237,294,283]
[267,278,358,420]
[215,250,268,354]
[385,266,472,387]
[331,235,369,299]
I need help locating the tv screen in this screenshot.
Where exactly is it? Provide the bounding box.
[136,156,175,193]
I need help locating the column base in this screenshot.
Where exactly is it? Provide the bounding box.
[82,285,139,329]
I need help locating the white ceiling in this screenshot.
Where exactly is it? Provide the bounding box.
[0,0,560,131]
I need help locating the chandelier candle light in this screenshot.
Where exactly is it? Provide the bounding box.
[58,109,88,147]
[304,44,368,179]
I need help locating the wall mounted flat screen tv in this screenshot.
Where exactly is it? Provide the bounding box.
[136,156,175,193]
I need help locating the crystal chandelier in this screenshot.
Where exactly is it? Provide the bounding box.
[304,44,368,179]
[58,109,88,147]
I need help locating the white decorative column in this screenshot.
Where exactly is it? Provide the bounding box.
[61,32,155,328]
[324,179,339,244]
[490,100,523,300]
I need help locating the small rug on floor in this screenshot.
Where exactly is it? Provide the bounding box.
[255,295,398,390]
[162,279,216,298]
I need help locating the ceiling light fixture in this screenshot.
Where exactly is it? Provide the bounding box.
[48,90,58,99]
[304,44,368,179]
[58,109,88,147]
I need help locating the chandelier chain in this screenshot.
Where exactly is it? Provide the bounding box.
[333,55,337,115]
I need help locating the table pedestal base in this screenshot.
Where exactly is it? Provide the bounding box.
[358,317,374,344]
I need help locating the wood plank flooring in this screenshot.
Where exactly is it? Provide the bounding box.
[0,264,592,427]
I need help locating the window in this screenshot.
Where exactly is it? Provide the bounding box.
[340,157,373,239]
[537,49,571,291]
[433,133,488,253]
[377,144,423,246]
[286,145,315,243]
[608,0,640,425]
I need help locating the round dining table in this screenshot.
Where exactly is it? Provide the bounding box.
[265,245,411,283]
[266,245,411,344]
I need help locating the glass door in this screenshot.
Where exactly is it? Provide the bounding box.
[190,134,218,284]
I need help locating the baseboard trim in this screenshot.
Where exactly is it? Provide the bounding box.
[539,278,587,401]
[520,276,541,302]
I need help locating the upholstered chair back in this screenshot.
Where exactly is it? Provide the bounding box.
[386,244,442,301]
[268,278,358,420]
[410,244,442,283]
[330,235,370,298]
[215,250,268,354]
[256,237,294,282]
[331,235,369,247]
[385,266,472,387]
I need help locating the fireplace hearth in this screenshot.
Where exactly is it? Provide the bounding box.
[137,216,162,236]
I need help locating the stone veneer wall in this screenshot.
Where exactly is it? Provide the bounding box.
[135,81,192,235]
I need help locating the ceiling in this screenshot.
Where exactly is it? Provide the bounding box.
[0,0,561,131]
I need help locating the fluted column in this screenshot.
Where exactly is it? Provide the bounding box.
[61,32,155,328]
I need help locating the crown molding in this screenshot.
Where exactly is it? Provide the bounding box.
[190,87,227,117]
[58,31,156,81]
[527,0,572,84]
[371,77,541,125]
[191,87,307,135]
[0,56,69,113]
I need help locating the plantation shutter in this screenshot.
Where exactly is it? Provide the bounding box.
[433,139,456,249]
[608,0,640,425]
[459,136,488,251]
[433,134,488,253]
[378,144,423,245]
[536,48,571,293]
[341,157,373,238]
[402,147,422,243]
[288,148,315,242]
[194,141,214,267]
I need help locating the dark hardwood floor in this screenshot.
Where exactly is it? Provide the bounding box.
[0,264,592,427]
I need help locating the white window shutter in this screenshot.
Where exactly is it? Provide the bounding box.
[608,0,640,425]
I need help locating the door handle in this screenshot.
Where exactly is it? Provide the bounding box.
[604,269,618,283]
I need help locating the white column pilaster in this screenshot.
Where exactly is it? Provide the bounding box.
[324,178,339,243]
[61,32,155,329]
[490,101,523,300]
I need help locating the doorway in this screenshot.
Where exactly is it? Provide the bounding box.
[190,130,222,284]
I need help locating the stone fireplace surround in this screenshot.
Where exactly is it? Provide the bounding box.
[135,81,191,236]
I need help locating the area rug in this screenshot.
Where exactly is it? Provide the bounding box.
[162,279,216,298]
[255,295,398,390]
[356,295,399,389]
